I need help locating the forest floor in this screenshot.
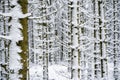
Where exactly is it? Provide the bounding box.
[30,65,71,80]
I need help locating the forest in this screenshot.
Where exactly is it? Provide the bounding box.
[0,0,120,80]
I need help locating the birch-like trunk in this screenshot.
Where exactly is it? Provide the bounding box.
[70,0,79,80]
[94,0,102,79]
[99,1,107,79]
[67,0,72,77]
[113,0,119,79]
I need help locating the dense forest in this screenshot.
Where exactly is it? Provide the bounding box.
[0,0,120,80]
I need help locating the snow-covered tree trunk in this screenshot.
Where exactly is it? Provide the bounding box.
[0,0,30,80]
[104,0,114,79]
[18,0,29,80]
[69,0,79,80]
[112,0,120,79]
[67,0,72,77]
[98,1,108,79]
[42,2,48,80]
[93,0,109,80]
[105,0,120,80]
[78,0,95,80]
[1,0,120,80]
[0,0,10,80]
[93,0,102,79]
[28,0,57,79]
[28,0,44,79]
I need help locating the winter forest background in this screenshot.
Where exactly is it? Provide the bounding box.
[0,0,120,80]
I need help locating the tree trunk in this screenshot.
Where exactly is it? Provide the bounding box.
[18,0,29,80]
[70,0,79,80]
[0,0,10,80]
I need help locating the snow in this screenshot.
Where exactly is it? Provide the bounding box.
[0,0,120,80]
[49,65,71,80]
[0,5,31,19]
[9,19,23,41]
[69,0,73,2]
[30,65,71,80]
[0,35,12,40]
[0,0,31,80]
[10,0,18,5]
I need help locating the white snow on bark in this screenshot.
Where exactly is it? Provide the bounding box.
[0,0,31,80]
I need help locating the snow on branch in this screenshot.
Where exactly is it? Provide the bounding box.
[0,35,12,40]
[0,12,31,19]
[29,4,65,19]
[1,0,31,80]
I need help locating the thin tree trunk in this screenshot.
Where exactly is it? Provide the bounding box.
[94,0,101,79]
[113,0,119,79]
[70,0,79,80]
[0,0,10,80]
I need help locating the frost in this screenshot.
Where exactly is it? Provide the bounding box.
[30,65,71,80]
[1,0,120,80]
[0,35,12,40]
[0,0,31,80]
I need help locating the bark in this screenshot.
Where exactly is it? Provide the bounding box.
[70,0,79,80]
[18,0,29,80]
[94,0,102,79]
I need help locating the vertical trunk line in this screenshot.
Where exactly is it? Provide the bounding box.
[113,0,118,79]
[18,0,28,80]
[67,0,72,76]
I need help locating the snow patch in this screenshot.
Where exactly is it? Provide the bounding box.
[29,65,71,80]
